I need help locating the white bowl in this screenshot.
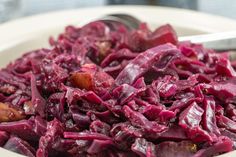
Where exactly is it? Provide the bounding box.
[0,5,236,157]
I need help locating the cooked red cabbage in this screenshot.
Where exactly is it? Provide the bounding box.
[0,21,236,157]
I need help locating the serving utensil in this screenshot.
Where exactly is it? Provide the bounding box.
[99,13,236,60]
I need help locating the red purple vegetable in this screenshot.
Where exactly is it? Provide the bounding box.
[0,21,236,157]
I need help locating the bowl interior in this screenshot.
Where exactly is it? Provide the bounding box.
[1,6,236,157]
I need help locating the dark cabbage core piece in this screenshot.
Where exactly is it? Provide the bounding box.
[0,21,235,157]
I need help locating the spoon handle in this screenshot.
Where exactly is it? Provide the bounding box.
[179,31,236,51]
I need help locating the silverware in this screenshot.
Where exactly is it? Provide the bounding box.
[100,14,236,60]
[99,13,141,30]
[179,31,236,51]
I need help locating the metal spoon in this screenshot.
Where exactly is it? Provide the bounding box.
[99,14,236,59]
[99,13,141,30]
[179,31,236,51]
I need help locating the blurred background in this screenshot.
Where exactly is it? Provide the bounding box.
[1,0,236,23]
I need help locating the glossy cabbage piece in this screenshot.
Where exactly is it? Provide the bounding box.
[127,24,178,52]
[0,131,9,146]
[0,119,39,141]
[193,136,233,157]
[179,102,212,142]
[202,96,220,135]
[1,21,236,157]
[115,43,180,85]
[131,138,157,157]
[4,137,36,157]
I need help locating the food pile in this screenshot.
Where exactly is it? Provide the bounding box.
[0,21,236,157]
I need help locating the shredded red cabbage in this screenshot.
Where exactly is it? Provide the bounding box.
[0,21,236,157]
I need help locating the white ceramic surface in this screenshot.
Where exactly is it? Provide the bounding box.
[0,5,236,157]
